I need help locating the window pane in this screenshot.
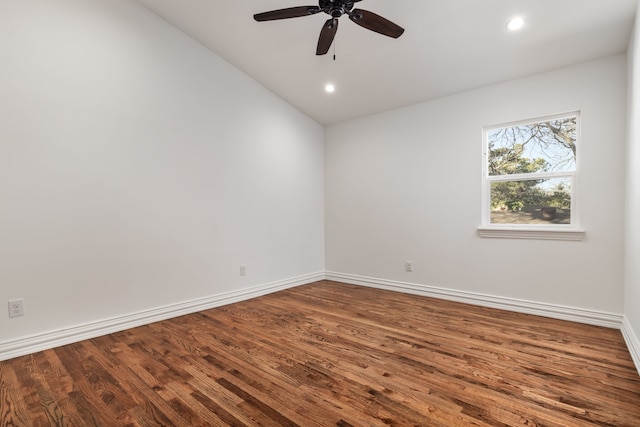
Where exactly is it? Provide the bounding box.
[488,116,577,176]
[490,177,572,225]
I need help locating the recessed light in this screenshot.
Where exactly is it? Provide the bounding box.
[325,83,335,93]
[507,16,524,31]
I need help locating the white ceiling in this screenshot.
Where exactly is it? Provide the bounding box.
[134,0,638,125]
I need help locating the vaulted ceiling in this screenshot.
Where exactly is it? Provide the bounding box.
[135,0,638,125]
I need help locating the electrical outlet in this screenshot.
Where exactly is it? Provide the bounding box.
[404,261,413,272]
[239,264,246,277]
[8,299,24,318]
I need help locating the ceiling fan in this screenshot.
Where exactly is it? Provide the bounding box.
[254,0,405,55]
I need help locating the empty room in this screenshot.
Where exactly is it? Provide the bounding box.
[1,0,640,425]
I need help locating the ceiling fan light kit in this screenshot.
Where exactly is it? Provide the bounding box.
[254,0,405,55]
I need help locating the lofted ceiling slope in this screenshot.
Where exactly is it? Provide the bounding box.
[134,0,638,125]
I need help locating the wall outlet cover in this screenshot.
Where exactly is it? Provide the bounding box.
[8,299,24,318]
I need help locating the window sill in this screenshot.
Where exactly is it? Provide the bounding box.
[477,227,585,241]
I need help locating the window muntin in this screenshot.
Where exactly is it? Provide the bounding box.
[483,113,578,228]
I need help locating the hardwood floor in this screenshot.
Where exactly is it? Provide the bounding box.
[1,280,639,426]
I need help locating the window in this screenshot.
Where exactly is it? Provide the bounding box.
[479,112,584,240]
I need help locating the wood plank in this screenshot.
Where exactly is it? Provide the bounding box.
[1,280,639,426]
[0,361,32,427]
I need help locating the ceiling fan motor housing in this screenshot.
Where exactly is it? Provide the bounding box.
[320,0,356,18]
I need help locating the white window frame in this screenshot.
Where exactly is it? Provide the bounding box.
[478,112,585,241]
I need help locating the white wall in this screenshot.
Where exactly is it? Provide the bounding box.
[625,8,640,370]
[0,0,324,346]
[326,55,627,316]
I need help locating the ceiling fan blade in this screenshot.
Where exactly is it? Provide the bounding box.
[349,9,404,38]
[316,18,339,55]
[254,6,321,22]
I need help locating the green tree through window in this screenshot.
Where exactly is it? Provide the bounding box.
[484,114,578,226]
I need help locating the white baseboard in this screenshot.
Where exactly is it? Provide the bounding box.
[0,272,324,362]
[2,271,629,364]
[621,316,640,376]
[324,271,623,329]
